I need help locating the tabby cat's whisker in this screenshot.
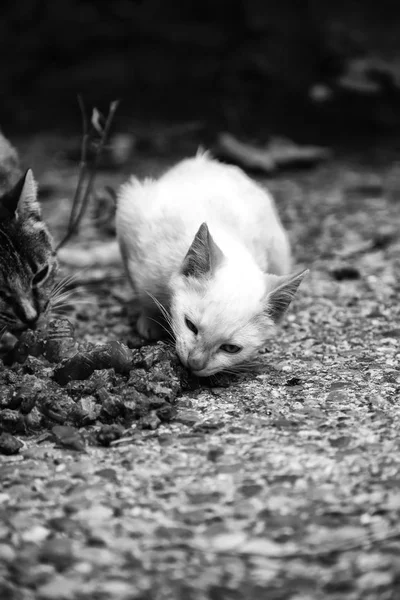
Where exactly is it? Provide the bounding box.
[50,291,88,308]
[50,268,89,297]
[50,291,76,305]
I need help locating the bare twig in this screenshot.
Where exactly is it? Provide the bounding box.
[55,98,119,251]
[71,100,119,232]
[66,95,89,233]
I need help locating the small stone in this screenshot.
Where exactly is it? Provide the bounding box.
[0,408,25,433]
[53,341,133,385]
[381,329,400,338]
[357,570,394,590]
[22,355,49,376]
[100,580,136,599]
[75,396,101,424]
[5,328,45,364]
[52,425,86,452]
[175,409,200,426]
[286,376,302,386]
[239,483,264,498]
[207,445,224,462]
[99,392,125,421]
[25,406,44,430]
[139,412,161,430]
[22,525,50,544]
[95,468,118,482]
[0,432,23,455]
[330,265,360,281]
[39,538,75,571]
[193,417,225,432]
[157,432,174,445]
[96,424,124,446]
[0,384,12,408]
[37,574,80,600]
[39,391,79,424]
[326,390,348,403]
[208,531,247,552]
[0,543,16,563]
[156,402,176,422]
[75,504,113,526]
[22,563,56,588]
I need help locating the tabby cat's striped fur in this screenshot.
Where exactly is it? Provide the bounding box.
[0,131,57,333]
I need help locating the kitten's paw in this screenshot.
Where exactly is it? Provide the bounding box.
[136,313,163,340]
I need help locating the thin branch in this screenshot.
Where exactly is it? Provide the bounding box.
[55,98,119,251]
[70,100,119,232]
[68,94,89,231]
[56,95,89,251]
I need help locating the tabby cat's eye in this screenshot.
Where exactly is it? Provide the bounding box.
[185,317,198,335]
[220,344,242,354]
[32,265,50,287]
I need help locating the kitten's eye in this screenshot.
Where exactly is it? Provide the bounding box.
[185,317,198,335]
[32,265,50,287]
[220,344,242,354]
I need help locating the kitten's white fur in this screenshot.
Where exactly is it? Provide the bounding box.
[116,152,307,376]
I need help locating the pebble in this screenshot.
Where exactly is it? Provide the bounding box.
[0,409,25,434]
[0,543,16,563]
[22,525,50,544]
[39,538,75,571]
[357,570,394,590]
[37,575,81,600]
[99,580,136,599]
[0,431,23,454]
[175,409,200,425]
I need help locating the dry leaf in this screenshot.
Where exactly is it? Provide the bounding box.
[91,107,105,134]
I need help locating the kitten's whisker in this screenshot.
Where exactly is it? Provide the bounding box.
[220,368,239,376]
[147,316,176,342]
[145,292,173,327]
[0,325,7,340]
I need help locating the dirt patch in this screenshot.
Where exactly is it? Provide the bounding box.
[1,139,400,599]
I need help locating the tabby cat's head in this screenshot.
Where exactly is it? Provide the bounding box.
[0,170,57,333]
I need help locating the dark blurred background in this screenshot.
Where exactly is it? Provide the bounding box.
[2,0,400,142]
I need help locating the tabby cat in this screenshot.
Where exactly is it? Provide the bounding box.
[0,132,57,334]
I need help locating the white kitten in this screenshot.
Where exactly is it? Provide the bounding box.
[116,152,307,376]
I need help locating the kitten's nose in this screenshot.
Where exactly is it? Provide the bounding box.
[187,353,207,372]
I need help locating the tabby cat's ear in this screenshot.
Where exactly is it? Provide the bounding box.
[181,222,224,278]
[17,169,41,219]
[264,269,309,323]
[0,169,40,219]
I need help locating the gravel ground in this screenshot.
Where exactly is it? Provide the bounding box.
[1,136,400,600]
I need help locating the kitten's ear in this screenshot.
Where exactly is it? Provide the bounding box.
[0,169,40,220]
[181,222,224,278]
[264,269,309,323]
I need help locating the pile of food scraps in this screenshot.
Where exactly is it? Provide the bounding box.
[0,318,191,455]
